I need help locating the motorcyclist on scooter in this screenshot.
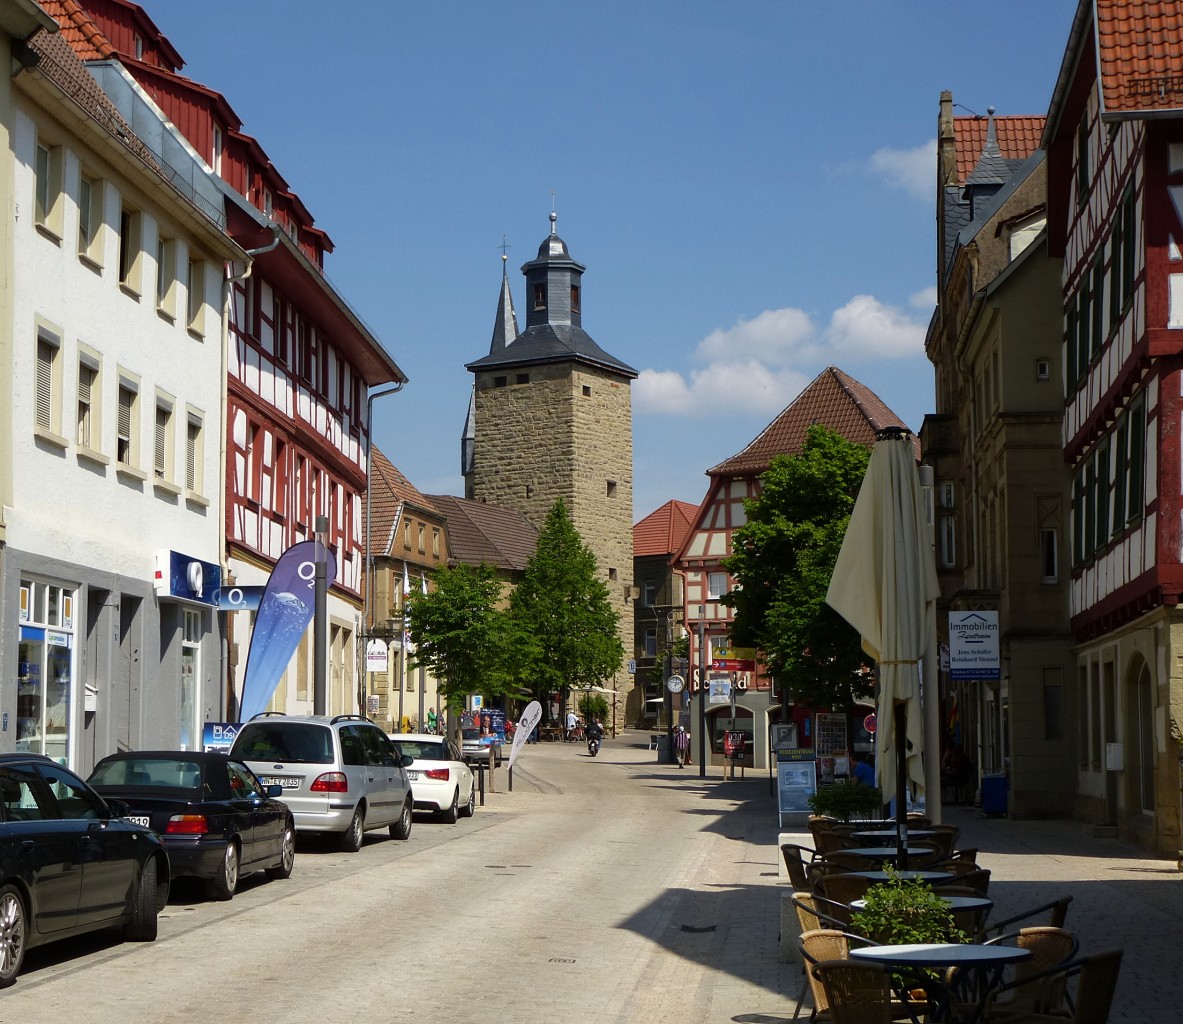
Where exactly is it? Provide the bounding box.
[586,718,604,755]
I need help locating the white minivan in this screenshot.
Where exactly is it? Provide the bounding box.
[231,714,414,851]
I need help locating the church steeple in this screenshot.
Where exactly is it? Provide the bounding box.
[488,254,519,354]
[521,211,584,331]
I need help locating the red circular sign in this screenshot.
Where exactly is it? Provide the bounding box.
[863,713,877,734]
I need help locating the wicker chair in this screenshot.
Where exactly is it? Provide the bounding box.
[782,843,820,890]
[819,872,873,907]
[817,850,877,874]
[815,830,862,855]
[959,928,1078,1021]
[795,929,874,1021]
[986,949,1122,1024]
[810,959,923,1024]
[976,897,1072,943]
[793,892,853,932]
[923,824,960,857]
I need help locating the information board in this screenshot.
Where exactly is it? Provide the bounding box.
[777,751,817,825]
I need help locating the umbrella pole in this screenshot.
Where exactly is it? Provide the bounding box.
[896,702,909,871]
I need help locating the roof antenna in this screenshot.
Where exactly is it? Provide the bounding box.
[953,102,981,117]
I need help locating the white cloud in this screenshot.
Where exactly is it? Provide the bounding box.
[824,294,926,359]
[636,294,928,417]
[695,307,814,363]
[870,139,936,201]
[910,286,938,309]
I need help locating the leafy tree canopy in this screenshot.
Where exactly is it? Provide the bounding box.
[723,424,873,708]
[508,500,624,703]
[406,561,513,707]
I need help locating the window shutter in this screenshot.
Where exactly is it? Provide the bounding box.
[35,340,53,429]
[155,406,167,476]
[186,421,198,490]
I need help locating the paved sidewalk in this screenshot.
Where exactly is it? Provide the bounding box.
[612,734,1181,1024]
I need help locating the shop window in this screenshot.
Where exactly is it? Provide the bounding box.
[16,577,75,763]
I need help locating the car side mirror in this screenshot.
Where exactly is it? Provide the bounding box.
[106,798,130,818]
[266,784,283,798]
[400,754,413,768]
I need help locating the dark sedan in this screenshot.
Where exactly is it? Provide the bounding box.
[0,753,167,987]
[88,751,295,902]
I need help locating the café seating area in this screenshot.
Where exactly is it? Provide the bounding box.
[782,815,1122,1023]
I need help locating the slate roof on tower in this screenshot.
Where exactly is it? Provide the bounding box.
[708,366,916,477]
[466,215,636,379]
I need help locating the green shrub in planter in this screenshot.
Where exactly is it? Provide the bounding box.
[849,866,966,946]
[807,780,883,821]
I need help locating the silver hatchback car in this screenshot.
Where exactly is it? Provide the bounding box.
[230,714,414,852]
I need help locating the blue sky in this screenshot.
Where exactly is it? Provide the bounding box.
[149,1,1076,521]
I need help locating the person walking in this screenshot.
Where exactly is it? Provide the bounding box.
[565,709,578,742]
[674,725,690,768]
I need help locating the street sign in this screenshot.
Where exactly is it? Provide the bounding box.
[365,639,388,673]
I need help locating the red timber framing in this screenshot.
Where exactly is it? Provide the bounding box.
[1047,14,1183,642]
[70,1,405,605]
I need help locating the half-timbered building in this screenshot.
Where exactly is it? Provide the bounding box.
[59,0,406,720]
[1042,0,1183,854]
[672,366,914,772]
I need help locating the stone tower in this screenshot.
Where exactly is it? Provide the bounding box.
[464,214,637,708]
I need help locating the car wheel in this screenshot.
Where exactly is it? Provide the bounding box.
[389,798,413,840]
[206,841,239,902]
[266,819,296,880]
[0,885,27,987]
[437,789,459,824]
[338,807,365,853]
[459,784,476,818]
[124,857,160,942]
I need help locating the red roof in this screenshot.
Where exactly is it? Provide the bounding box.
[953,115,1045,184]
[633,500,697,557]
[365,447,436,553]
[1096,0,1183,115]
[708,366,916,477]
[41,1,117,60]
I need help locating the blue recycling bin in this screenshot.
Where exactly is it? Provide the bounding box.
[981,773,1007,815]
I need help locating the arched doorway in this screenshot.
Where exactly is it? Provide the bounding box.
[1123,656,1155,818]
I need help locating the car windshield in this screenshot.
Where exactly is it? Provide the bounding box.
[232,722,333,764]
[461,730,481,742]
[399,741,449,760]
[89,757,203,793]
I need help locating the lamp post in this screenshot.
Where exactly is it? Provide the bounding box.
[698,611,708,778]
[313,515,328,715]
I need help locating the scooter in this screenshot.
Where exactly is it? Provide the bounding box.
[587,734,601,757]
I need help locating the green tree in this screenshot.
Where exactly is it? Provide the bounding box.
[723,424,872,708]
[405,562,512,708]
[509,500,624,710]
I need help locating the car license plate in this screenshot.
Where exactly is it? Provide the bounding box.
[126,815,150,828]
[407,770,419,780]
[260,776,300,789]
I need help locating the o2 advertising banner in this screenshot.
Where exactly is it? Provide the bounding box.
[239,541,337,723]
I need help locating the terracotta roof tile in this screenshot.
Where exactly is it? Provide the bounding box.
[425,494,539,573]
[1096,0,1183,115]
[633,500,697,557]
[953,115,1045,184]
[707,366,916,477]
[365,448,436,552]
[42,0,117,60]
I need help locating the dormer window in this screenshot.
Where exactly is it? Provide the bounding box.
[533,284,547,310]
[570,285,580,313]
[212,125,223,175]
[134,33,143,60]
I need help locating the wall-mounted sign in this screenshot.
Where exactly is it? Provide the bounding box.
[948,610,1000,680]
[154,550,221,607]
[366,639,388,673]
[711,643,757,671]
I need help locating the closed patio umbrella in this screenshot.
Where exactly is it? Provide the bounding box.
[826,427,940,861]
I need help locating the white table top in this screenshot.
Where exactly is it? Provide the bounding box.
[850,895,992,912]
[849,869,954,883]
[850,943,1031,967]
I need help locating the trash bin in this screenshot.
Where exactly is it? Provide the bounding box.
[980,773,1007,815]
[654,735,671,761]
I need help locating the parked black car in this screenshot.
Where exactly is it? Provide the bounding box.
[88,751,296,902]
[0,753,168,987]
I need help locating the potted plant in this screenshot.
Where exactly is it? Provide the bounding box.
[849,866,966,946]
[807,780,883,822]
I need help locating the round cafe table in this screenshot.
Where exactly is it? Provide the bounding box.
[848,869,954,884]
[843,846,935,864]
[851,827,936,842]
[850,943,1030,1023]
[850,895,992,914]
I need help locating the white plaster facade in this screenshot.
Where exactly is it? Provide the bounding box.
[0,36,243,772]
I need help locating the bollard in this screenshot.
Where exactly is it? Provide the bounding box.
[487,745,496,793]
[476,763,485,806]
